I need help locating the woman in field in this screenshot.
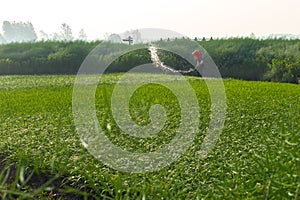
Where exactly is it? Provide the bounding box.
[192,50,204,76]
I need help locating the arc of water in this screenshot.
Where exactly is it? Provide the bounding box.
[149,46,195,74]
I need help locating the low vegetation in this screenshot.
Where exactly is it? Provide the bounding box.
[0,74,299,199]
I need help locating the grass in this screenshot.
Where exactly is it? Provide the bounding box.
[0,74,299,199]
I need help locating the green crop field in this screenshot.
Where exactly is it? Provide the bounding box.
[0,74,299,199]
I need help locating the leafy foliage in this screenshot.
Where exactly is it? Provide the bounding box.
[200,38,300,83]
[0,38,300,83]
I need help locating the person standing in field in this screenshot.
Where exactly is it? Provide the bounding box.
[192,50,204,76]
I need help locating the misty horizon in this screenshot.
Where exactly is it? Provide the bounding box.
[1,0,300,41]
[1,20,300,44]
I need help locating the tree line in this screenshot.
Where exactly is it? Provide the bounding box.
[200,38,300,83]
[0,38,299,84]
[0,21,88,44]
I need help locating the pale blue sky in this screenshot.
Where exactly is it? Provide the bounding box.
[1,0,300,39]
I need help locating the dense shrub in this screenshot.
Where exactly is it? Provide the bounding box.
[0,38,299,83]
[200,38,300,83]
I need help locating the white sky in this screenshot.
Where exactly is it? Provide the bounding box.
[1,0,300,39]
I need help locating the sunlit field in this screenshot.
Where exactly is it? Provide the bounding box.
[0,74,299,199]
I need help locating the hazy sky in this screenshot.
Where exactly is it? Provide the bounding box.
[1,0,300,39]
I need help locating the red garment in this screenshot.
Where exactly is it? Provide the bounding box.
[192,50,203,62]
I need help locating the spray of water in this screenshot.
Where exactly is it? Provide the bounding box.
[149,46,178,73]
[149,46,195,74]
